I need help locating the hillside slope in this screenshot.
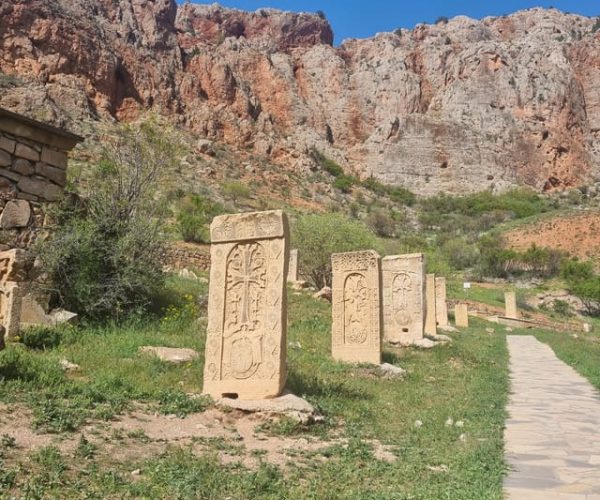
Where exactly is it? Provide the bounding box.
[1,1,600,194]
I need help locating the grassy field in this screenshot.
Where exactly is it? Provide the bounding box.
[0,277,512,498]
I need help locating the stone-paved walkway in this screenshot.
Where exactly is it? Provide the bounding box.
[505,335,600,499]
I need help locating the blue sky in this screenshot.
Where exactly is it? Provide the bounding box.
[184,1,599,44]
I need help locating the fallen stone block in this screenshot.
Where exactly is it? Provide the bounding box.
[139,346,199,364]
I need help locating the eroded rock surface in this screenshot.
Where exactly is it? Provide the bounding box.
[1,2,599,193]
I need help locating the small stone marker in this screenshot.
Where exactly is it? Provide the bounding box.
[424,273,437,336]
[435,277,448,327]
[331,250,381,364]
[455,303,469,328]
[505,291,518,319]
[203,210,289,400]
[381,253,425,345]
[287,249,298,282]
[0,282,21,340]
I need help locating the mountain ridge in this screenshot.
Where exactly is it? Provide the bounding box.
[1,1,600,195]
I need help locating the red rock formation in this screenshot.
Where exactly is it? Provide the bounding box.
[1,1,599,194]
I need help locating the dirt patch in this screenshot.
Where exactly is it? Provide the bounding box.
[0,403,396,470]
[503,211,600,265]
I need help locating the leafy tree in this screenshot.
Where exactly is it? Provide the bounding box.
[177,195,224,243]
[37,117,183,320]
[292,213,378,288]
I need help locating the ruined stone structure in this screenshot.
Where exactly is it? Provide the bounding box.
[381,253,425,346]
[0,108,82,337]
[435,277,449,327]
[424,273,437,336]
[203,210,289,400]
[287,249,298,283]
[331,250,381,364]
[505,291,518,319]
[455,303,469,328]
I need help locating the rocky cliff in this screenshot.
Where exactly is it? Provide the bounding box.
[1,0,600,194]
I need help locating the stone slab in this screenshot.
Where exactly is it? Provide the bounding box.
[287,248,298,282]
[0,199,31,229]
[506,291,518,319]
[435,277,449,327]
[217,392,319,423]
[381,253,425,345]
[424,273,437,335]
[331,250,381,365]
[203,210,289,400]
[139,346,198,364]
[455,303,469,328]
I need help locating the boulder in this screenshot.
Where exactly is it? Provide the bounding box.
[139,346,199,364]
[313,286,332,302]
[0,200,31,229]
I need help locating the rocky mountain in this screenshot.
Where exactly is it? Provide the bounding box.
[1,0,600,195]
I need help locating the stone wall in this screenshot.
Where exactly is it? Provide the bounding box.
[0,108,82,337]
[162,242,211,272]
[0,108,82,252]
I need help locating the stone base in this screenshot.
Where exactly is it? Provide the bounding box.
[216,392,321,424]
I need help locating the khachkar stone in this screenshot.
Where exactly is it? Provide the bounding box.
[455,303,469,328]
[381,253,425,345]
[505,291,518,319]
[203,210,289,400]
[424,273,437,336]
[331,250,382,364]
[435,277,448,327]
[287,249,298,282]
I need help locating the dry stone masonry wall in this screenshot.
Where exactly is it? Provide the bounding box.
[0,108,82,337]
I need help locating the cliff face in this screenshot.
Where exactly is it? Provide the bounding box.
[1,0,599,194]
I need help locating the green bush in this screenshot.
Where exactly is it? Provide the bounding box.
[561,260,600,316]
[36,117,183,320]
[292,213,378,288]
[333,175,356,193]
[21,326,62,350]
[311,149,344,177]
[222,181,251,203]
[441,237,480,270]
[361,177,416,206]
[177,195,224,243]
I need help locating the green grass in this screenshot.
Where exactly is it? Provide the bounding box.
[0,281,511,498]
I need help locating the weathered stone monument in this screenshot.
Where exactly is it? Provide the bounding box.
[455,303,469,328]
[381,253,425,345]
[505,291,518,319]
[287,249,298,282]
[424,273,437,336]
[331,250,381,364]
[435,277,448,327]
[0,249,25,340]
[203,210,289,400]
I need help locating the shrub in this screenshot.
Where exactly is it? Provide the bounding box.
[177,194,224,243]
[36,117,183,320]
[592,17,600,33]
[365,209,396,238]
[222,181,251,204]
[311,149,344,177]
[292,213,378,288]
[561,260,600,316]
[21,326,62,350]
[361,177,416,206]
[333,174,356,193]
[441,237,480,270]
[435,16,449,24]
